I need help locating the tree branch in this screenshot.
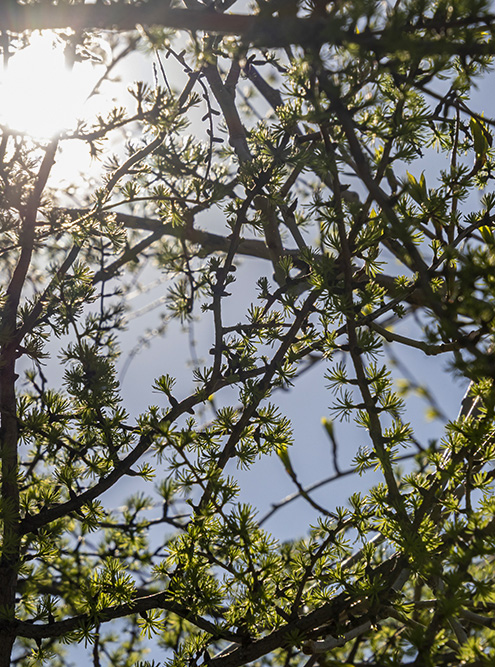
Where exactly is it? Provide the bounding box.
[14,590,243,642]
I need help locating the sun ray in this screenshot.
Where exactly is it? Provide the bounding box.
[0,31,103,139]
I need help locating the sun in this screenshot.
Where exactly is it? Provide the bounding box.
[0,32,102,139]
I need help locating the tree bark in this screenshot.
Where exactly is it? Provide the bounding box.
[0,352,20,667]
[0,3,254,34]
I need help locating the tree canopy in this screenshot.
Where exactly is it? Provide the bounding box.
[1,0,495,665]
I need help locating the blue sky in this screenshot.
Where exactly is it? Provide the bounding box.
[6,4,494,662]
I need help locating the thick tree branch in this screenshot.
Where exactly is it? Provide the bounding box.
[0,3,494,55]
[0,3,254,35]
[12,554,406,665]
[13,590,243,641]
[61,209,280,261]
[0,138,58,667]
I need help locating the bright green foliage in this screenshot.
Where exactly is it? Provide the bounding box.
[1,1,495,666]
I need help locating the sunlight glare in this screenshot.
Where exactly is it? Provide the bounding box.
[0,32,101,139]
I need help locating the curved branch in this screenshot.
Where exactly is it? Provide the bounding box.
[14,591,243,642]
